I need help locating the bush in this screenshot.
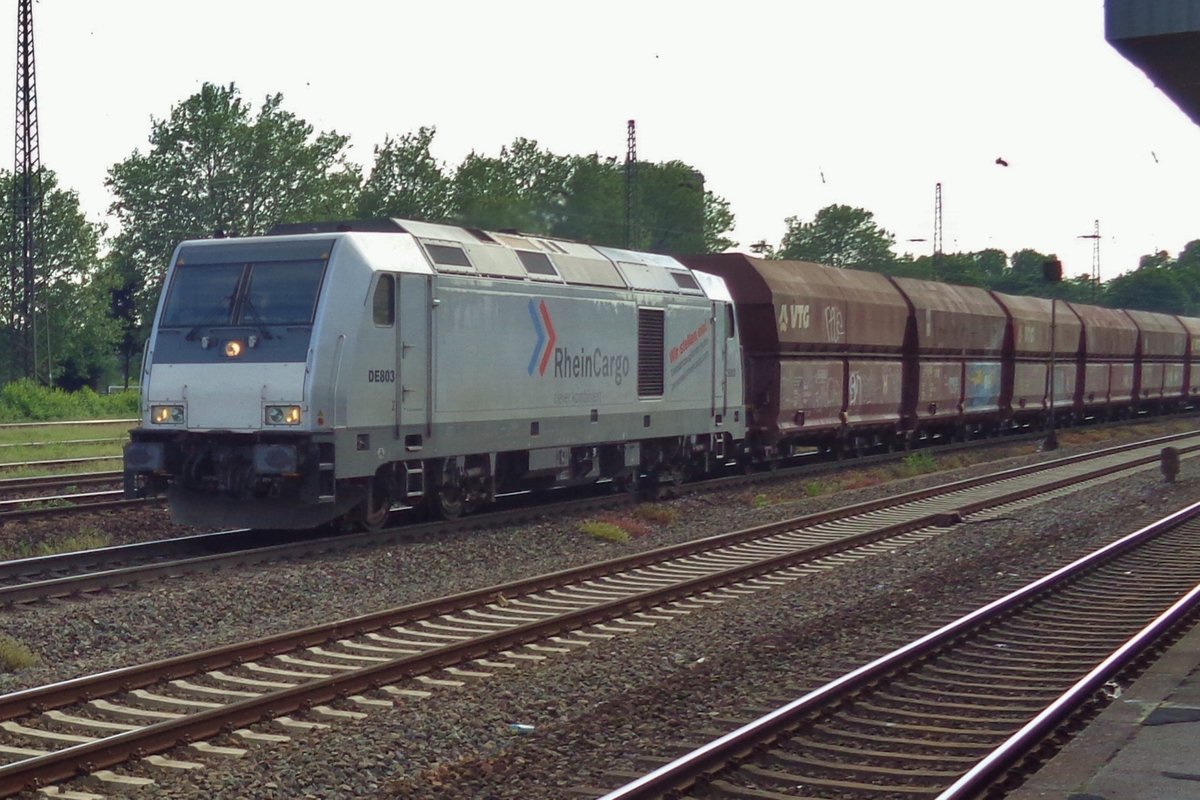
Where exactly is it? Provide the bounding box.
[596,513,654,538]
[898,452,938,477]
[0,636,39,672]
[579,520,631,542]
[0,379,139,423]
[632,504,677,525]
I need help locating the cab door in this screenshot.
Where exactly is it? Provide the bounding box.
[397,273,431,434]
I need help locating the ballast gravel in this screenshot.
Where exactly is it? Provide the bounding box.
[2,424,1198,799]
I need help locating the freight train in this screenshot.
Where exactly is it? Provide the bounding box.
[122,218,1200,530]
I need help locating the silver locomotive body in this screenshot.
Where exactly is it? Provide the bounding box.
[124,219,745,529]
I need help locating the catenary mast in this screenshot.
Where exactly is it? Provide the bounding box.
[11,0,46,382]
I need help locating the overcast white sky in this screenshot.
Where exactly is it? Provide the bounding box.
[10,0,1200,281]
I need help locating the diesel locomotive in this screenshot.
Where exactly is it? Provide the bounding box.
[123,218,744,530]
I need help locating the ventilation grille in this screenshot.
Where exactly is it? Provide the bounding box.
[638,308,665,397]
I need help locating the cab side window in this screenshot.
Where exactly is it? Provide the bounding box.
[373,275,395,326]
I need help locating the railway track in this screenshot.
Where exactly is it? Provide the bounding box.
[0,415,1189,527]
[0,472,125,515]
[2,426,1197,608]
[0,429,1196,797]
[0,419,132,522]
[595,503,1200,800]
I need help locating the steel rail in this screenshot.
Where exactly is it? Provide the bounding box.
[2,428,1195,606]
[0,419,136,430]
[935,580,1200,800]
[0,471,121,491]
[596,501,1200,800]
[0,497,151,525]
[0,489,123,512]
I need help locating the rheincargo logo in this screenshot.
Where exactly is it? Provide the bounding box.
[528,299,630,385]
[527,299,557,375]
[553,348,631,386]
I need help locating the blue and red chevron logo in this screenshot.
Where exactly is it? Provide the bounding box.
[527,299,557,376]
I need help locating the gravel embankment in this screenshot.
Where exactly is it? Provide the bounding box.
[2,422,1197,798]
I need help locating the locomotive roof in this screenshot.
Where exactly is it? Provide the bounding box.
[264,217,709,298]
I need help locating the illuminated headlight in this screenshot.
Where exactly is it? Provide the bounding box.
[224,340,244,358]
[150,405,185,425]
[265,405,302,426]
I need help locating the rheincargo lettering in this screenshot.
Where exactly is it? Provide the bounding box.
[553,347,631,386]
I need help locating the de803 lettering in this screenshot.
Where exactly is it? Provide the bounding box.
[367,369,396,383]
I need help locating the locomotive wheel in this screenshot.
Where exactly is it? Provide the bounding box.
[435,491,462,519]
[433,483,473,519]
[357,481,392,532]
[664,464,687,487]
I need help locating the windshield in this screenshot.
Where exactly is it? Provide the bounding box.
[159,258,327,328]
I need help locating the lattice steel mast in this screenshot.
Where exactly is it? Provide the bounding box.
[12,0,46,382]
[624,119,636,249]
[933,182,943,255]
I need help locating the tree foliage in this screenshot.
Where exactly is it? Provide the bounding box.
[0,169,109,387]
[356,126,452,222]
[355,131,735,255]
[776,205,896,270]
[106,82,362,325]
[450,137,574,234]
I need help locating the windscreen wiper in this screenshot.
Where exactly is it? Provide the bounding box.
[240,297,275,340]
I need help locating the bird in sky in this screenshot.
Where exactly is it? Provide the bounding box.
[995,157,1009,167]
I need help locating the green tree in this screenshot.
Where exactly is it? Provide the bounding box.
[555,155,734,254]
[106,82,362,326]
[776,204,896,270]
[450,137,573,234]
[634,161,707,255]
[448,142,733,255]
[904,248,1007,286]
[993,248,1055,295]
[551,154,625,245]
[702,191,737,253]
[357,126,452,221]
[1104,263,1194,314]
[0,169,111,387]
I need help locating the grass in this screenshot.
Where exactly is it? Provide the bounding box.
[0,421,131,478]
[0,529,112,561]
[0,421,133,447]
[0,635,39,672]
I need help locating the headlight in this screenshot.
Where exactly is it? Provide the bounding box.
[254,444,298,474]
[265,405,302,426]
[150,405,185,425]
[124,441,164,471]
[224,340,243,358]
